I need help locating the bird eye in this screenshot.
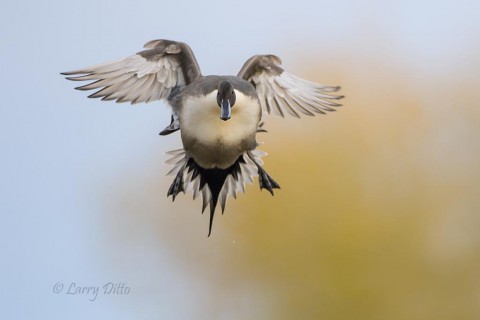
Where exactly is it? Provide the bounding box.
[231,91,234,94]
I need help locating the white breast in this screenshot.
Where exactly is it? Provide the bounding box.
[179,90,260,168]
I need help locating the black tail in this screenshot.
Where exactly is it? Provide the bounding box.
[168,156,247,236]
[166,149,279,236]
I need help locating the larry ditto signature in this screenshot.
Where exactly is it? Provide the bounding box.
[53,282,130,301]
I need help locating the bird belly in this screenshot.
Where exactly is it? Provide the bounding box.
[179,91,260,169]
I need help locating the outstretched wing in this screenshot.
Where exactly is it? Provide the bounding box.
[61,39,202,104]
[237,55,343,118]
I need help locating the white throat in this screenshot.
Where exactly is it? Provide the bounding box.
[178,90,260,168]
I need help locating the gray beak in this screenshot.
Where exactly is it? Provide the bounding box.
[220,99,231,121]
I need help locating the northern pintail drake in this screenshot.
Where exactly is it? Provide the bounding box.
[62,39,343,236]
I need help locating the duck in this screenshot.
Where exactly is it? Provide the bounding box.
[62,39,343,236]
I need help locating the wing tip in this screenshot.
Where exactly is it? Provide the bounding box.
[61,69,90,76]
[60,70,78,76]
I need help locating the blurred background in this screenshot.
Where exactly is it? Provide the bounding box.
[1,0,479,319]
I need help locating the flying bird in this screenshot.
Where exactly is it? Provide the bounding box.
[62,39,343,236]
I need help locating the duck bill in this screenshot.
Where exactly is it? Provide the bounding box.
[220,99,231,121]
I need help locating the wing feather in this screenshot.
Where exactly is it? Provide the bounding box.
[62,39,202,105]
[238,55,343,118]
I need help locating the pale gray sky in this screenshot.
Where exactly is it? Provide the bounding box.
[1,0,479,319]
